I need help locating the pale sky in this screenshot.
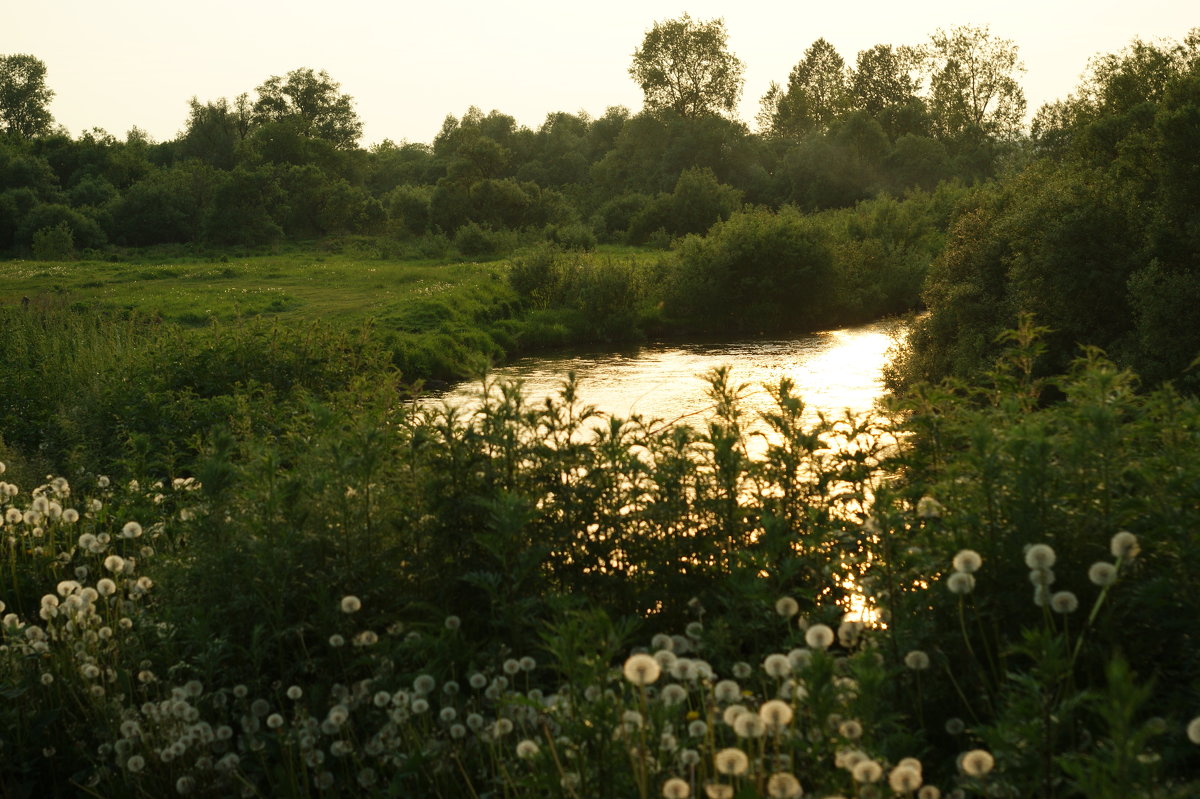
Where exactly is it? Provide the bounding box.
[6,0,1196,147]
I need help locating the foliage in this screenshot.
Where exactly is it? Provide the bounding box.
[251,68,363,149]
[0,53,54,138]
[30,221,74,260]
[629,14,745,119]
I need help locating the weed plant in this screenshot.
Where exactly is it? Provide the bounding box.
[0,320,1198,797]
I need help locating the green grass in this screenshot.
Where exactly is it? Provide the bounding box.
[0,250,515,330]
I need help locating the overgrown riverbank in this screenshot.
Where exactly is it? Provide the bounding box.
[1,314,1198,797]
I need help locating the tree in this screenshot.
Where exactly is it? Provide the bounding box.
[179,95,253,169]
[0,54,54,138]
[251,68,362,149]
[764,38,849,136]
[847,44,927,137]
[923,25,1026,140]
[629,14,745,119]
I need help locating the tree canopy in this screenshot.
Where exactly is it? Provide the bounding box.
[629,14,745,119]
[251,68,363,149]
[0,54,54,139]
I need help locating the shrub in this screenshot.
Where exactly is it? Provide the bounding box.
[30,222,74,260]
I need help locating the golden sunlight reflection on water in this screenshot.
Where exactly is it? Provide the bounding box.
[437,318,905,444]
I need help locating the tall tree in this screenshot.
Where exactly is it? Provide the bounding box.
[179,95,253,169]
[252,68,362,149]
[0,54,54,138]
[923,25,1026,140]
[764,38,849,137]
[629,14,745,119]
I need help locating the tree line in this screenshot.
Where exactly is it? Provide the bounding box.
[0,21,1022,256]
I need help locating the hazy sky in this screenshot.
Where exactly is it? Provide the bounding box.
[6,1,1196,146]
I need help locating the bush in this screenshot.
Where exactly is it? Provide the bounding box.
[454,221,499,257]
[30,222,74,260]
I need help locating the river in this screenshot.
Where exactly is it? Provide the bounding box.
[431,318,905,446]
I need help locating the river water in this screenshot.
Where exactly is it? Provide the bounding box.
[433,318,905,444]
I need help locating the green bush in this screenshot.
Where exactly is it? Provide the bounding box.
[30,222,75,260]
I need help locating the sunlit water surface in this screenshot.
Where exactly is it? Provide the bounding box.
[433,318,906,447]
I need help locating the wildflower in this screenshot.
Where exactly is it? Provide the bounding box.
[918,787,941,799]
[1111,531,1140,559]
[959,749,995,777]
[469,672,487,689]
[838,620,863,648]
[685,621,704,639]
[787,648,812,670]
[947,572,975,595]
[766,773,802,799]
[1050,591,1079,614]
[339,595,362,614]
[287,685,303,700]
[326,705,350,726]
[916,496,943,518]
[763,653,791,677]
[62,508,79,523]
[176,775,195,794]
[494,718,514,736]
[714,747,749,776]
[1029,568,1056,587]
[503,658,521,675]
[852,759,883,783]
[623,653,662,686]
[125,754,145,773]
[904,650,931,670]
[704,785,734,799]
[945,717,965,735]
[714,680,740,703]
[1088,562,1117,587]
[889,764,923,792]
[759,699,793,728]
[1024,544,1056,570]
[444,615,461,630]
[328,634,345,648]
[515,739,539,759]
[353,630,378,646]
[40,673,53,686]
[775,596,799,617]
[733,713,766,738]
[96,578,117,597]
[838,719,863,740]
[952,549,982,573]
[121,521,142,538]
[681,748,701,766]
[662,777,691,798]
[1187,716,1200,745]
[688,720,707,737]
[805,624,834,650]
[519,655,536,671]
[267,714,284,730]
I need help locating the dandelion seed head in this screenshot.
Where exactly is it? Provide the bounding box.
[444,615,461,630]
[662,776,690,798]
[515,739,539,759]
[766,772,802,799]
[838,620,863,648]
[688,720,707,738]
[1088,562,1117,587]
[1111,531,1140,559]
[760,699,793,728]
[952,549,982,574]
[714,680,740,703]
[328,634,345,648]
[805,624,835,650]
[1050,591,1079,614]
[852,759,883,783]
[917,496,943,519]
[763,653,791,677]
[1186,716,1200,745]
[733,712,766,738]
[775,596,799,617]
[1024,544,1056,570]
[714,747,749,776]
[519,655,536,672]
[947,572,975,595]
[96,578,117,597]
[905,650,931,670]
[889,764,923,792]
[918,786,941,799]
[339,595,362,614]
[624,653,662,686]
[704,784,734,799]
[839,719,863,740]
[960,749,995,777]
